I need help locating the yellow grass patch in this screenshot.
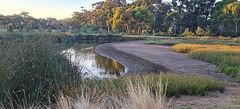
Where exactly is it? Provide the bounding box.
[173,44,240,53]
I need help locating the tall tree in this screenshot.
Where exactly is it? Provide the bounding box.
[211,0,237,36]
[224,1,240,36]
[164,12,180,34]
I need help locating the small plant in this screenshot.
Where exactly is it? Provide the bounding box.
[26,22,33,32]
[38,25,44,32]
[159,31,164,35]
[141,30,147,35]
[47,27,52,33]
[182,28,195,37]
[7,23,14,32]
[195,27,205,36]
[167,27,173,36]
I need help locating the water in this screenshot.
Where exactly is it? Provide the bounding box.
[63,43,126,78]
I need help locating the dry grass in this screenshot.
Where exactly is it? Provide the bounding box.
[173,44,240,80]
[56,76,167,109]
[1,76,167,109]
[173,44,240,53]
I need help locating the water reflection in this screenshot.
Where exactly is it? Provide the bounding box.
[63,43,126,78]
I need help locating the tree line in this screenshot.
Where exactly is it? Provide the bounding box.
[0,0,239,37]
[69,0,240,36]
[0,12,70,32]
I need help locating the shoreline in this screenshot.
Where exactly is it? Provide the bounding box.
[95,41,230,81]
[95,41,240,108]
[95,41,171,74]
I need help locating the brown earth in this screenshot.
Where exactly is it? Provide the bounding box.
[95,41,240,108]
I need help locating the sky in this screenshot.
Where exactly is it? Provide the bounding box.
[0,0,221,19]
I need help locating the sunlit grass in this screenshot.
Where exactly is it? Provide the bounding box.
[83,74,224,98]
[0,74,224,109]
[173,44,240,53]
[173,44,240,81]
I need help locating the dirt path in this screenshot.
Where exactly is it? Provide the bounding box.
[96,41,240,108]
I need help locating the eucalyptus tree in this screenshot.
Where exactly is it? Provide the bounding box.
[211,0,237,36]
[164,12,181,34]
[224,1,240,36]
[172,0,215,32]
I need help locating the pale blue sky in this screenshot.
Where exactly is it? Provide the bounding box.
[0,0,221,19]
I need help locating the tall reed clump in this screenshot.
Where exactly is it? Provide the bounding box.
[55,74,223,109]
[173,44,240,81]
[56,76,167,109]
[0,33,81,108]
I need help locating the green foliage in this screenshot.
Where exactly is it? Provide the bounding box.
[80,22,95,33]
[83,74,224,97]
[159,31,164,35]
[0,33,80,106]
[47,27,52,33]
[26,22,33,32]
[145,37,240,46]
[173,43,240,81]
[164,12,180,26]
[38,25,44,32]
[224,1,240,35]
[7,23,14,32]
[190,51,240,80]
[141,30,147,35]
[112,7,125,32]
[182,28,194,37]
[211,0,238,36]
[167,27,173,35]
[195,27,205,36]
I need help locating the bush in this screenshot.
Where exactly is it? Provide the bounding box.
[0,33,80,107]
[167,27,173,35]
[7,23,14,32]
[182,28,195,37]
[141,30,147,35]
[47,27,52,33]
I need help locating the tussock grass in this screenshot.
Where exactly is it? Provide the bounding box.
[1,76,167,109]
[83,74,224,97]
[173,44,240,81]
[0,33,81,108]
[0,74,224,108]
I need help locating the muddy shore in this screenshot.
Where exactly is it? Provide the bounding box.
[95,41,240,108]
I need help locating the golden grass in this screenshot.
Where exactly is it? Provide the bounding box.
[55,76,167,109]
[173,43,240,80]
[173,44,240,53]
[1,76,167,109]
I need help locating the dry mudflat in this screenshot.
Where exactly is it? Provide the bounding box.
[96,41,240,108]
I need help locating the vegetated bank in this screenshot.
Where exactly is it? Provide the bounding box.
[0,32,225,108]
[144,36,240,46]
[173,44,240,81]
[144,36,240,81]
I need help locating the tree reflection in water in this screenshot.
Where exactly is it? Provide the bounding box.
[63,43,126,78]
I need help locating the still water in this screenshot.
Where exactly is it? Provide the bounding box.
[63,43,126,78]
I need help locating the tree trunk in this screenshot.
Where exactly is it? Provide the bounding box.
[138,26,141,35]
[108,26,110,32]
[125,24,129,35]
[174,24,177,34]
[180,25,182,34]
[235,22,238,36]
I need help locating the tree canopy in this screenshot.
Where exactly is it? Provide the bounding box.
[0,0,239,36]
